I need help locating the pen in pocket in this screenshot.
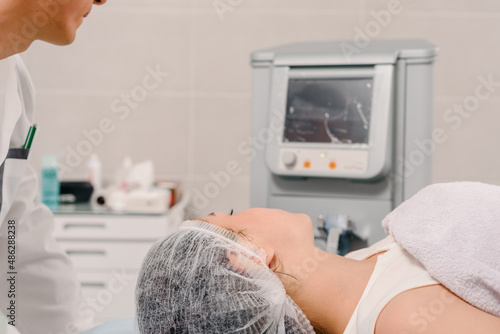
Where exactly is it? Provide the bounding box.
[23,124,37,150]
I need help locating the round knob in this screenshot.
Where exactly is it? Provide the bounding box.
[282,151,297,168]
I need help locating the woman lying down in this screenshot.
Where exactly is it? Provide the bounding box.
[135,182,500,334]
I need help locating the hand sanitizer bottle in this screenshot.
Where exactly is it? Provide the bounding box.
[88,154,102,191]
[41,154,60,211]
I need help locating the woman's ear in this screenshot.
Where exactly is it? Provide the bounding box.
[260,246,275,267]
[226,246,275,271]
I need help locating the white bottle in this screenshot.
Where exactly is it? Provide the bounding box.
[115,156,132,191]
[88,154,102,191]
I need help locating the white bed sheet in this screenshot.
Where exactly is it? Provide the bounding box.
[82,318,135,334]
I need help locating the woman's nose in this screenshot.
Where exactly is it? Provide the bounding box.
[93,0,107,5]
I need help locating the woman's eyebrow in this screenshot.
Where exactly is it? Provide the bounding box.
[208,212,215,216]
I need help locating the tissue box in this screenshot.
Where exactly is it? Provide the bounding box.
[123,189,170,214]
[103,188,170,214]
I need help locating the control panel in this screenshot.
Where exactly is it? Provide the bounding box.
[279,149,369,174]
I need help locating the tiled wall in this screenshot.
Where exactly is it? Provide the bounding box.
[23,0,500,215]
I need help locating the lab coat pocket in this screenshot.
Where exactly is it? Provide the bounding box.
[0,148,30,220]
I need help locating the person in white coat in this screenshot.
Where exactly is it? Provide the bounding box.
[0,0,107,333]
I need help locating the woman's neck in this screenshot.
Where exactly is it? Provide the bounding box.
[0,1,34,59]
[281,249,378,334]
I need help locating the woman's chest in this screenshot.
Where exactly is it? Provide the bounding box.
[374,284,500,334]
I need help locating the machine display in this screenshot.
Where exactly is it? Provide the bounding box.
[284,78,373,145]
[265,65,393,180]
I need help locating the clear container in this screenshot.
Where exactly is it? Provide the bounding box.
[41,154,60,211]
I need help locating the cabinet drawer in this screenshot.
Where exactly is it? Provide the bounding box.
[77,270,138,326]
[60,241,154,270]
[54,215,168,240]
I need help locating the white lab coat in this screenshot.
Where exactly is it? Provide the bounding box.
[0,56,84,333]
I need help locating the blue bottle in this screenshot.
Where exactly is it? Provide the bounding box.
[41,155,60,211]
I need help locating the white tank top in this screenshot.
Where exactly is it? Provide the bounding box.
[343,236,440,334]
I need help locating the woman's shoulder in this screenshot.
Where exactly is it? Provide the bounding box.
[375,284,500,334]
[345,235,397,261]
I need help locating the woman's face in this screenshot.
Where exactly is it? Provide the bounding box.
[36,0,107,45]
[200,208,316,268]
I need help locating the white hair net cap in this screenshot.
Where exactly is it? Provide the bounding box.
[135,220,315,334]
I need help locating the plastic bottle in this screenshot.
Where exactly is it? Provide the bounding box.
[41,154,60,211]
[115,156,132,191]
[88,154,102,191]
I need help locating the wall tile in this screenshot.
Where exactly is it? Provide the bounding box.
[29,94,190,182]
[193,12,361,93]
[196,0,363,10]
[433,98,500,185]
[23,8,191,92]
[342,14,500,98]
[117,0,193,7]
[188,179,251,218]
[363,0,500,12]
[192,10,500,99]
[191,96,251,176]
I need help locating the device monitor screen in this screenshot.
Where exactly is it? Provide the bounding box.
[283,78,373,144]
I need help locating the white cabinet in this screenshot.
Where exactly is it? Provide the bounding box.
[53,211,180,327]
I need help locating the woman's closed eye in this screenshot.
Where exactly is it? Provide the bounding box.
[207,209,234,217]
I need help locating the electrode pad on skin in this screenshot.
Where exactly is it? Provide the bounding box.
[135,220,314,334]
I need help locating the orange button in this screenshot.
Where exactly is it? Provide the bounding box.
[329,161,337,169]
[304,161,311,168]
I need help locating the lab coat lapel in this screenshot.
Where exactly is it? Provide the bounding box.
[0,149,30,215]
[0,55,35,219]
[10,55,35,151]
[0,56,23,164]
[14,55,35,121]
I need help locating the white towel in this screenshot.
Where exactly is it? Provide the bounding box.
[382,182,500,317]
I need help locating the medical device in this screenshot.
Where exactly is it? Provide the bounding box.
[250,39,438,249]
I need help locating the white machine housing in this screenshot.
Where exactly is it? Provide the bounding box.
[251,39,438,247]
